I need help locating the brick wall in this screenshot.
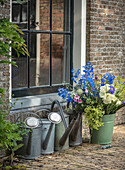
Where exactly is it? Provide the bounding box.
[86,0,125,124]
[0,0,124,125]
[0,0,10,96]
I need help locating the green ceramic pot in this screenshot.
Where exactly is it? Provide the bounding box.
[90,114,115,144]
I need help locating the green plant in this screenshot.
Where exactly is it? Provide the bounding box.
[58,63,125,115]
[84,105,105,132]
[0,0,26,6]
[0,18,29,66]
[0,18,29,96]
[0,2,29,168]
[0,91,27,166]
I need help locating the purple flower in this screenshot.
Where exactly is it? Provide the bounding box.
[74,95,80,100]
[78,99,82,103]
[122,101,125,105]
[109,86,115,94]
[74,98,77,102]
[85,88,88,94]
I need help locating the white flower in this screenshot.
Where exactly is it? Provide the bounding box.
[99,90,106,99]
[112,94,117,102]
[99,84,110,99]
[101,84,110,92]
[103,93,115,104]
[77,89,83,95]
[116,100,122,105]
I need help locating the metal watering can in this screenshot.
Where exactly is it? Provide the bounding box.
[15,112,42,159]
[67,102,83,146]
[34,109,61,154]
[51,100,78,151]
[16,111,61,158]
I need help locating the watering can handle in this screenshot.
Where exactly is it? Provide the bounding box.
[15,112,41,123]
[51,100,68,129]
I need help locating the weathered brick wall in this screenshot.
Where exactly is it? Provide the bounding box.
[86,0,125,77]
[86,0,125,124]
[0,0,124,125]
[0,0,10,96]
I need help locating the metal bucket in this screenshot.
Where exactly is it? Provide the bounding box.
[15,113,42,159]
[41,119,55,154]
[69,113,82,146]
[90,114,115,144]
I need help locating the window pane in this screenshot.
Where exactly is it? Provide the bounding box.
[12,2,28,29]
[30,0,36,29]
[22,3,27,22]
[31,0,50,31]
[12,4,20,22]
[12,33,28,89]
[30,33,50,87]
[52,34,70,85]
[52,0,70,32]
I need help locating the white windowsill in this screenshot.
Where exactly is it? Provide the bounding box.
[11,93,65,113]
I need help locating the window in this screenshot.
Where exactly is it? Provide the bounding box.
[12,0,73,97]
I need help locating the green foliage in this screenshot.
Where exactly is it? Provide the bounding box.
[0,3,28,167]
[0,0,4,5]
[1,165,27,170]
[114,77,125,102]
[0,91,27,165]
[0,18,29,66]
[84,105,105,132]
[0,0,26,5]
[0,13,29,95]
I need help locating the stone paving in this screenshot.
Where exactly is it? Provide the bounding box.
[15,124,125,170]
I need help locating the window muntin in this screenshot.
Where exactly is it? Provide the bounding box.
[12,0,73,97]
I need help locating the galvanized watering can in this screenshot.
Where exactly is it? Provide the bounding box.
[16,110,61,158]
[15,112,42,159]
[66,102,83,146]
[34,109,61,154]
[51,100,78,151]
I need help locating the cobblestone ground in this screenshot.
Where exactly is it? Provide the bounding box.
[15,124,125,170]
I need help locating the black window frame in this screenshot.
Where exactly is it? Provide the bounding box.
[12,0,74,98]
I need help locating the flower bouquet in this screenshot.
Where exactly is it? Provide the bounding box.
[58,63,125,144]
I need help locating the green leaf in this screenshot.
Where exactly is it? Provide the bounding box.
[0,60,17,66]
[12,144,24,152]
[15,0,23,4]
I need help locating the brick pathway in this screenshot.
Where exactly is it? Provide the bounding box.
[15,124,125,170]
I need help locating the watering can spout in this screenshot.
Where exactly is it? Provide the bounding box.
[59,117,76,147]
[42,123,54,150]
[71,113,82,142]
[42,112,61,151]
